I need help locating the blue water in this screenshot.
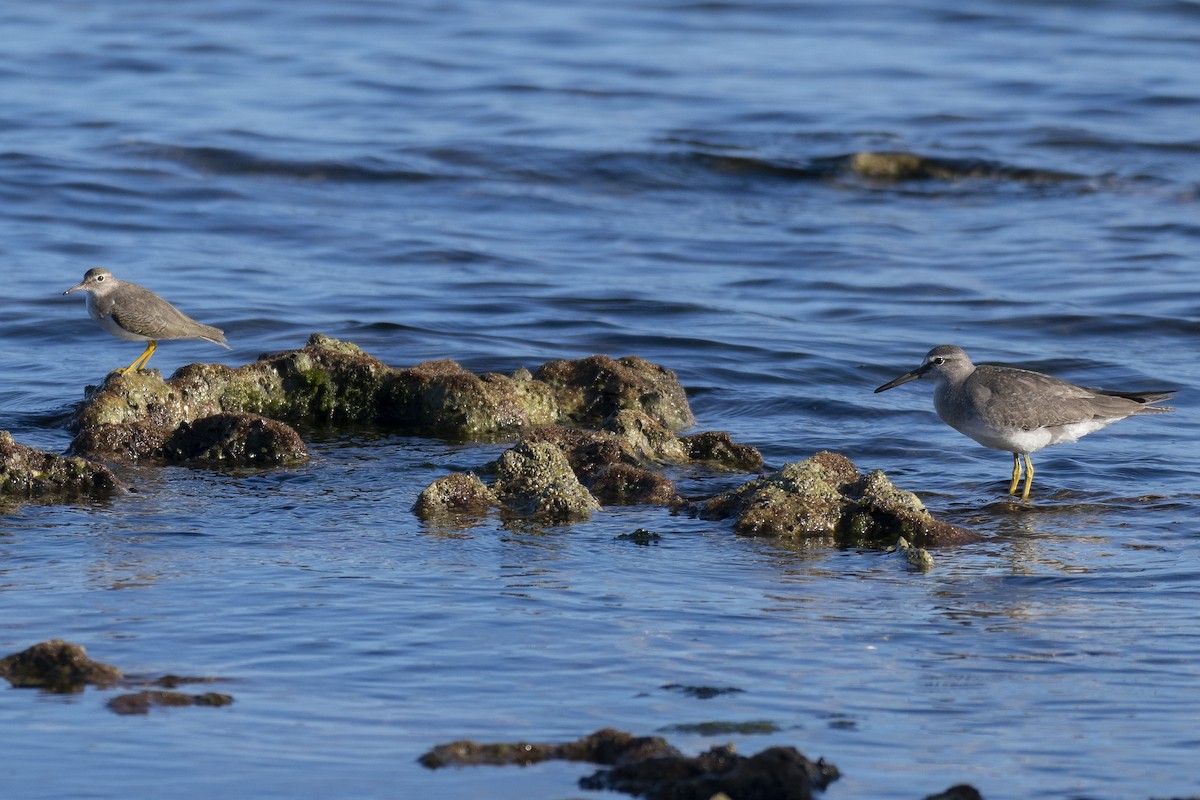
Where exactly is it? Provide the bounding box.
[3,1,1200,798]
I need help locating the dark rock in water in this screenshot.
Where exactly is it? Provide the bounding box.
[419,727,680,769]
[162,413,309,465]
[535,354,695,431]
[107,689,234,716]
[1,640,235,714]
[582,743,839,800]
[924,785,984,800]
[660,683,744,699]
[846,151,1080,183]
[658,720,779,735]
[0,640,123,693]
[0,431,118,504]
[420,727,838,800]
[700,451,979,547]
[617,528,662,545]
[589,462,682,507]
[680,430,764,472]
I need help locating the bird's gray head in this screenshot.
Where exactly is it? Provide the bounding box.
[63,267,119,296]
[874,344,974,393]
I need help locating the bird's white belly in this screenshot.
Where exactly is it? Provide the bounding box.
[948,414,1116,454]
[87,294,151,342]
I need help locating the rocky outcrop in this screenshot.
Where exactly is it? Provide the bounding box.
[69,334,697,466]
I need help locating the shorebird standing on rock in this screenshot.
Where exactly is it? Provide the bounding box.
[874,345,1175,500]
[64,267,230,375]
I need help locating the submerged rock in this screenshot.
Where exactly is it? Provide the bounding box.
[107,690,234,716]
[847,151,1080,183]
[924,785,985,800]
[700,451,978,548]
[1,640,235,714]
[0,640,123,693]
[0,431,118,504]
[926,786,984,800]
[420,727,839,800]
[420,727,678,770]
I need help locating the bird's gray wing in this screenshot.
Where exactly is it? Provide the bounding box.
[109,283,226,344]
[969,366,1154,431]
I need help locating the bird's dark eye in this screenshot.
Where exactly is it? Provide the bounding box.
[931,357,944,365]
[95,275,105,282]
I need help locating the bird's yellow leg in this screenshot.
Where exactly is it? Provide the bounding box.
[1021,454,1035,501]
[1008,452,1023,495]
[118,340,157,375]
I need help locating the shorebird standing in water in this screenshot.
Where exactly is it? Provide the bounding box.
[874,345,1174,500]
[64,267,230,374]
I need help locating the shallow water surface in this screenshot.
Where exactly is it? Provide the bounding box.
[3,1,1200,798]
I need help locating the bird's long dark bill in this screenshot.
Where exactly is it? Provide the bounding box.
[63,283,85,295]
[874,365,928,393]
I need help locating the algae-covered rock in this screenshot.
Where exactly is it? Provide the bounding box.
[701,451,978,547]
[70,334,696,466]
[535,355,695,432]
[492,441,601,521]
[0,431,118,502]
[0,640,123,693]
[413,472,499,519]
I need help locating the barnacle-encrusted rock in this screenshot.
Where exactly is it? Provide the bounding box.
[535,355,695,431]
[701,451,978,547]
[413,472,498,518]
[0,640,123,693]
[491,440,601,521]
[0,431,118,503]
[589,463,682,506]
